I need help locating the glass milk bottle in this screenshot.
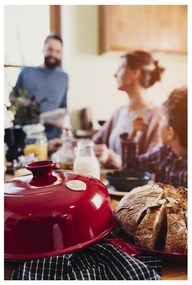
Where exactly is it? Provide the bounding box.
[73,139,100,179]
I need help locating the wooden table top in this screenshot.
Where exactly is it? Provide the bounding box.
[4,170,187,280]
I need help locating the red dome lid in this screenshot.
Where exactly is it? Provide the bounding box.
[4,160,115,260]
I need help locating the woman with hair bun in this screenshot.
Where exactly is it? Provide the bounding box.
[93,50,165,169]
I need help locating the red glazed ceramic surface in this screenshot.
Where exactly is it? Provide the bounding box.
[4,160,115,260]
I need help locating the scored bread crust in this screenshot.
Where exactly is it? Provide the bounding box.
[159,183,187,253]
[165,211,187,253]
[116,183,164,236]
[115,182,188,253]
[159,183,187,212]
[134,203,166,249]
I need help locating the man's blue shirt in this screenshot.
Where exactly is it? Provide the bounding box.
[15,66,68,112]
[14,66,68,139]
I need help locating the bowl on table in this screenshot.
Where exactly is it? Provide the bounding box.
[106,169,151,192]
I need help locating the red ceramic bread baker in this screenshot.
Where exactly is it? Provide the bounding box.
[4,160,115,260]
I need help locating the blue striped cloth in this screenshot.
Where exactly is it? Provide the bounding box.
[11,242,161,280]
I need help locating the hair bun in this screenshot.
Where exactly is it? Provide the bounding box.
[122,50,165,88]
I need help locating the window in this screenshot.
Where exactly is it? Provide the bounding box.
[4,5,60,127]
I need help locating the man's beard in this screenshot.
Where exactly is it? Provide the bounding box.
[44,56,61,69]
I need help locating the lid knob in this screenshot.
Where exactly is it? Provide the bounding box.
[26,160,57,186]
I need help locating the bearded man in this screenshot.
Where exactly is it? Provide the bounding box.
[12,33,69,140]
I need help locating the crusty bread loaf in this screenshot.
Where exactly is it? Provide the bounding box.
[116,182,187,254]
[116,183,164,238]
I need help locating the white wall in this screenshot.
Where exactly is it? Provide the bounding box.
[61,5,187,129]
[4,6,50,66]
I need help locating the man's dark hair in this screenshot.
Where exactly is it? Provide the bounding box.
[44,33,63,45]
[162,87,187,148]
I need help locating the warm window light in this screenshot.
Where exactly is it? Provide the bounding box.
[4,5,50,128]
[4,5,50,66]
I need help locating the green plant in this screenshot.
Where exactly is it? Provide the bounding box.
[7,87,41,125]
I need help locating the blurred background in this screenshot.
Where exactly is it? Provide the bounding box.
[4,5,187,129]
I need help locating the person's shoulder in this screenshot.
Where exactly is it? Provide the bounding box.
[114,105,127,114]
[102,106,127,125]
[17,66,37,80]
[54,68,69,83]
[20,66,40,74]
[55,67,68,77]
[109,106,127,120]
[160,144,173,156]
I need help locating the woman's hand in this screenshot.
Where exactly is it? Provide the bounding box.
[94,144,122,169]
[131,113,148,137]
[93,144,110,164]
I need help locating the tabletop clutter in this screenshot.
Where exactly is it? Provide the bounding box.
[4,128,187,280]
[4,123,101,179]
